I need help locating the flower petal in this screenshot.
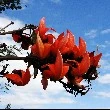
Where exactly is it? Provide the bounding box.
[60,66,69,79]
[36,32,44,58]
[79,37,86,55]
[22,69,31,86]
[4,74,23,86]
[59,34,68,50]
[39,17,48,36]
[79,52,90,76]
[45,34,56,43]
[54,50,63,80]
[43,43,51,58]
[12,33,22,43]
[94,53,102,67]
[43,70,53,79]
[41,77,48,90]
[72,45,80,57]
[66,30,75,48]
[71,52,90,77]
[48,64,55,76]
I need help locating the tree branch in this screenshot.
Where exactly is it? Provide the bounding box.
[0,24,37,35]
[0,56,26,60]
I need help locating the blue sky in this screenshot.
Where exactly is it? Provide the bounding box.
[0,0,110,109]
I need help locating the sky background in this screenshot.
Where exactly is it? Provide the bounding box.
[0,0,110,109]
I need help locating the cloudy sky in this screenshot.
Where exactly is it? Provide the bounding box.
[0,0,110,109]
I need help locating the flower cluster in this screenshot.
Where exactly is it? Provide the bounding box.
[2,17,102,96]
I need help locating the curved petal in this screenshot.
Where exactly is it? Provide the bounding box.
[79,52,90,76]
[55,50,63,79]
[39,17,48,36]
[46,34,56,43]
[36,32,44,58]
[38,17,56,37]
[60,46,70,54]
[59,34,68,50]
[66,30,75,48]
[57,32,64,41]
[4,74,23,86]
[50,39,59,55]
[41,77,48,90]
[71,53,90,77]
[12,33,22,43]
[60,66,69,79]
[43,43,51,58]
[79,37,86,56]
[71,63,80,76]
[48,64,55,76]
[94,53,102,67]
[22,69,31,86]
[72,45,80,57]
[43,70,53,79]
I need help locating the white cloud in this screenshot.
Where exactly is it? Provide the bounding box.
[95,91,110,98]
[101,29,110,34]
[97,74,110,84]
[0,15,24,33]
[84,29,97,38]
[99,59,110,72]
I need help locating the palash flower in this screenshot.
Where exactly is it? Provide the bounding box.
[12,33,22,43]
[50,32,69,55]
[41,50,69,90]
[4,69,31,86]
[21,35,31,50]
[31,32,51,59]
[89,51,102,67]
[66,52,90,77]
[34,17,56,43]
[60,30,75,54]
[12,33,31,50]
[72,37,87,59]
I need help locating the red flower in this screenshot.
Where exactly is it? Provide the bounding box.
[21,35,31,50]
[89,51,102,67]
[4,69,31,86]
[66,52,90,77]
[50,32,68,55]
[31,32,51,59]
[41,50,69,90]
[72,37,86,58]
[12,33,31,50]
[60,30,75,54]
[12,33,22,43]
[34,17,56,43]
[38,17,56,37]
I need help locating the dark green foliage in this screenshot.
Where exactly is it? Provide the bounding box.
[0,0,22,13]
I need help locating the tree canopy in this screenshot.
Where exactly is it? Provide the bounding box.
[0,0,22,13]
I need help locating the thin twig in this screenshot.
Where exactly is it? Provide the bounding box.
[0,56,26,60]
[0,21,14,32]
[0,24,37,35]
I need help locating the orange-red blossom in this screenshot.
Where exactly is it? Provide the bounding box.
[4,68,31,86]
[5,17,102,91]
